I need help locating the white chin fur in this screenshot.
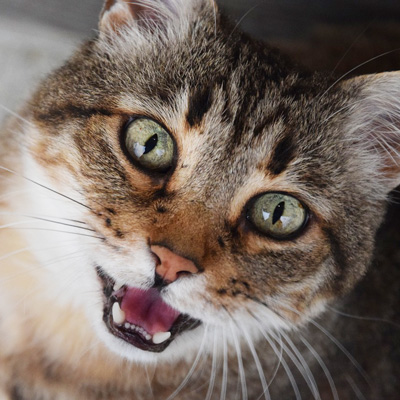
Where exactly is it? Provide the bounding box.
[93,314,206,364]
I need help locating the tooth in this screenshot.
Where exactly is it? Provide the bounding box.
[112,302,126,325]
[113,282,124,292]
[152,331,171,345]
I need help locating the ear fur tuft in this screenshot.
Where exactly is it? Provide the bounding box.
[99,0,210,35]
[343,71,400,191]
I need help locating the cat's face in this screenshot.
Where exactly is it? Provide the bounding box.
[19,0,400,363]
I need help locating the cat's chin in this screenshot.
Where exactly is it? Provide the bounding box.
[96,266,201,355]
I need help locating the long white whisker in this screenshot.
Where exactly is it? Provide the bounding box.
[211,0,217,39]
[74,338,103,364]
[345,374,367,400]
[267,329,317,399]
[330,23,373,76]
[0,104,34,127]
[318,48,400,100]
[327,305,400,329]
[205,327,218,400]
[0,165,92,211]
[229,319,247,400]
[279,303,370,386]
[239,323,270,400]
[266,330,284,388]
[220,326,228,400]
[251,316,301,400]
[0,212,93,232]
[4,226,101,240]
[278,330,320,399]
[166,325,209,400]
[144,364,156,400]
[228,3,261,40]
[0,220,33,230]
[0,246,31,263]
[300,335,339,400]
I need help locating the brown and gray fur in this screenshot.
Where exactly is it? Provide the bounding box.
[0,0,399,399]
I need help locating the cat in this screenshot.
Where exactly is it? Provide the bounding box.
[0,0,399,399]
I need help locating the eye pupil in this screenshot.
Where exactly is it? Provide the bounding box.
[144,134,158,154]
[272,201,285,225]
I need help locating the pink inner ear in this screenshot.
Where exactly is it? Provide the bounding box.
[100,0,178,33]
[367,115,400,179]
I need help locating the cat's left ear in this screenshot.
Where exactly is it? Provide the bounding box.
[342,71,400,192]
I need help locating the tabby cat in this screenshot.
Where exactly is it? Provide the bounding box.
[0,0,399,399]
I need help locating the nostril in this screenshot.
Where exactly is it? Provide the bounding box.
[153,272,167,289]
[152,251,161,267]
[176,270,192,279]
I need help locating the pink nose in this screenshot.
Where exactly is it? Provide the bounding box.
[151,245,199,283]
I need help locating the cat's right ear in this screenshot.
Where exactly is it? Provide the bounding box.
[99,0,216,36]
[99,0,172,34]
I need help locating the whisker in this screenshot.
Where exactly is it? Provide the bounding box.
[266,328,318,399]
[345,374,367,400]
[205,328,218,400]
[327,305,400,329]
[0,242,95,283]
[220,326,228,400]
[251,316,301,400]
[0,212,93,232]
[211,0,217,39]
[229,320,247,400]
[74,338,103,364]
[0,211,87,226]
[166,325,209,400]
[318,48,400,100]
[0,246,31,263]
[144,364,156,400]
[228,3,262,40]
[278,330,320,399]
[0,165,92,211]
[239,323,270,400]
[3,226,102,240]
[0,220,32,230]
[300,335,339,400]
[278,303,371,386]
[0,104,34,127]
[330,22,374,76]
[265,330,284,389]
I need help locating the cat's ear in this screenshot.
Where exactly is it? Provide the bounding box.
[342,71,400,192]
[99,0,175,33]
[99,0,216,35]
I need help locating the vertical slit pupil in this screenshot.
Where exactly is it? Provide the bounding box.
[144,134,158,154]
[272,201,285,225]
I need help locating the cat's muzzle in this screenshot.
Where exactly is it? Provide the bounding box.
[97,267,201,352]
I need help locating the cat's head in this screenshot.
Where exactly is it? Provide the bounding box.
[20,0,400,363]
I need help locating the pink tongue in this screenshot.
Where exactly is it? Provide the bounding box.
[120,288,180,335]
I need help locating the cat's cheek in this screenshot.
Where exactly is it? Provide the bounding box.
[89,242,156,288]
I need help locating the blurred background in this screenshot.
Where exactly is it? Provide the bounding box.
[1,0,400,122]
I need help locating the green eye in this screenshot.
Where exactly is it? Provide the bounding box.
[125,118,174,171]
[247,193,308,239]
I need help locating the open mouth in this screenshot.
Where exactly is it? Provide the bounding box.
[97,267,201,352]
